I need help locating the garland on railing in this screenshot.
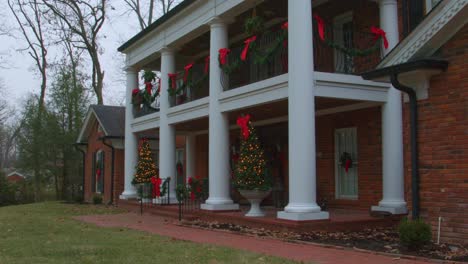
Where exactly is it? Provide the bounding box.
[219,14,388,74]
[167,58,210,97]
[131,70,160,109]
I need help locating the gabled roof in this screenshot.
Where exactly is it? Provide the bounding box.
[378,0,467,68]
[118,0,196,53]
[76,105,125,144]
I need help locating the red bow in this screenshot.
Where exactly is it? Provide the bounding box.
[281,22,288,30]
[371,26,389,49]
[145,82,152,94]
[204,56,210,74]
[183,63,194,83]
[96,169,101,180]
[236,114,251,140]
[132,88,139,95]
[241,36,257,61]
[313,14,325,41]
[168,73,178,89]
[219,48,231,66]
[345,159,352,173]
[151,176,162,198]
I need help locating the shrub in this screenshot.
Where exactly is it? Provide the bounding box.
[398,218,432,249]
[92,194,103,205]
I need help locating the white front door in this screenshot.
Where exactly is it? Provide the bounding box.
[335,127,358,199]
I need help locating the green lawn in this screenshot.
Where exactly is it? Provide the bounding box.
[0,202,298,264]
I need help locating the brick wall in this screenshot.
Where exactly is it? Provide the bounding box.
[316,107,383,210]
[402,25,468,245]
[84,121,124,204]
[6,175,24,183]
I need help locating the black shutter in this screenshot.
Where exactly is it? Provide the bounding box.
[101,151,105,195]
[91,151,96,193]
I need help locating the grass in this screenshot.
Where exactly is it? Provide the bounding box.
[0,202,299,264]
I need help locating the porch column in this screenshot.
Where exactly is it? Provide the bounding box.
[278,0,329,220]
[372,0,407,214]
[201,17,239,211]
[120,67,138,199]
[160,47,177,203]
[185,134,196,179]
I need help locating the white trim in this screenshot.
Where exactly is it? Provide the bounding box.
[131,112,160,133]
[379,0,467,68]
[76,108,110,144]
[167,97,209,125]
[7,171,26,179]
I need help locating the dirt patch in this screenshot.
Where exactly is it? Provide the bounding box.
[181,220,468,262]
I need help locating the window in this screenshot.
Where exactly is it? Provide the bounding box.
[333,12,354,74]
[334,127,358,199]
[94,150,104,193]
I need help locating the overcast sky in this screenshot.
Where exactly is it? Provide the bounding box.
[0,2,147,108]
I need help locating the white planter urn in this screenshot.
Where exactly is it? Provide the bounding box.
[238,189,271,217]
[152,197,162,204]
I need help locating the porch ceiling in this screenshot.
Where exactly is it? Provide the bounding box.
[174,117,209,132]
[227,98,365,126]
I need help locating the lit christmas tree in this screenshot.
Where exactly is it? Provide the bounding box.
[133,138,159,184]
[233,115,271,191]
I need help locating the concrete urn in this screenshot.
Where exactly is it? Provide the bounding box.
[238,189,271,217]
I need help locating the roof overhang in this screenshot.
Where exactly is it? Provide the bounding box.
[76,107,110,144]
[362,59,448,100]
[378,0,467,68]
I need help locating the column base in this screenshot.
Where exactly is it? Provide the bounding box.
[201,203,239,211]
[371,205,408,215]
[277,211,329,221]
[119,190,137,200]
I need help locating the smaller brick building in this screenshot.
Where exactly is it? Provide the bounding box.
[76,105,126,204]
[6,171,26,183]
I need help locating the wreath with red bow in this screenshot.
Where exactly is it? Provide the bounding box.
[340,152,353,173]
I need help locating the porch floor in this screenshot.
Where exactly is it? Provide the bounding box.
[118,200,401,233]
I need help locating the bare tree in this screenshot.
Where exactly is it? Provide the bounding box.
[7,0,50,201]
[123,0,180,31]
[7,0,48,110]
[43,0,107,104]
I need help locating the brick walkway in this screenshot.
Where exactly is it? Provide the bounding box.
[75,212,431,264]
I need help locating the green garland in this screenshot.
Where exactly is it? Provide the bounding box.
[219,16,382,74]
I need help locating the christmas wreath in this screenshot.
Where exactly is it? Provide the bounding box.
[339,152,353,173]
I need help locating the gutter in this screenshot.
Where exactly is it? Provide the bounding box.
[101,137,116,206]
[74,143,87,202]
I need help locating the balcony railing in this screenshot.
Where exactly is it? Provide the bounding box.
[221,23,382,91]
[169,63,209,107]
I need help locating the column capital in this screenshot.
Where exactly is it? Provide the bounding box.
[124,66,138,73]
[207,16,233,28]
[160,46,176,56]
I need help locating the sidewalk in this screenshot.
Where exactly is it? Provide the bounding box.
[75,212,431,264]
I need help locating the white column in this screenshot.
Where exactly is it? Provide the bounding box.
[278,0,328,221]
[185,134,196,179]
[120,67,138,199]
[160,47,177,203]
[201,17,239,211]
[371,0,407,214]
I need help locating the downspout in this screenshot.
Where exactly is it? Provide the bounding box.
[390,74,420,219]
[101,138,115,206]
[74,143,87,202]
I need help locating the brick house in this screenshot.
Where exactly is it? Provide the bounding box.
[116,0,467,244]
[76,105,126,204]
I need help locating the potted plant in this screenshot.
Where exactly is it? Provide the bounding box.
[233,114,271,217]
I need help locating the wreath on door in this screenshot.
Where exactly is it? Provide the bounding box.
[340,152,353,173]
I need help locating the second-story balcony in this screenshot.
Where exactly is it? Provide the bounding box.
[220,14,382,91]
